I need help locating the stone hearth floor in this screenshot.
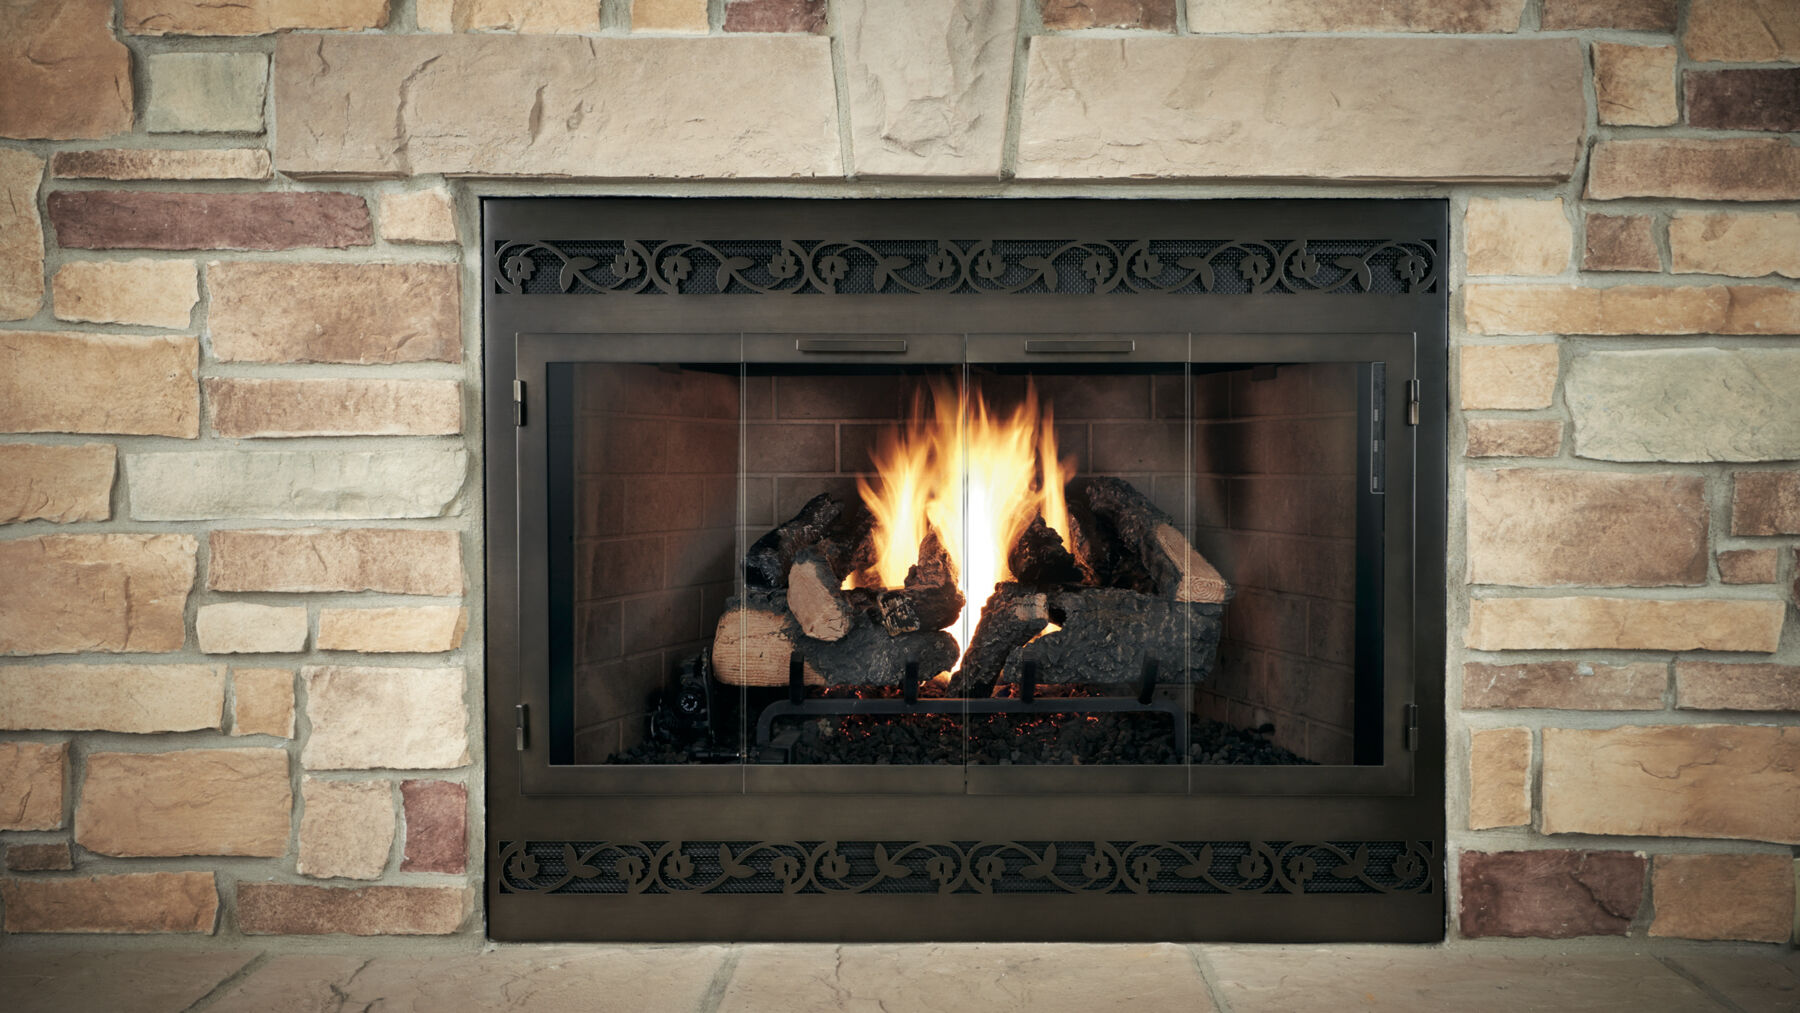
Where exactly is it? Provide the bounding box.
[2,943,1796,1012]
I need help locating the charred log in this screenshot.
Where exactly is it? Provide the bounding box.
[1065,486,1157,593]
[713,588,959,688]
[947,582,1050,697]
[1007,514,1083,586]
[1075,477,1230,603]
[875,527,964,634]
[1005,587,1224,686]
[743,492,843,589]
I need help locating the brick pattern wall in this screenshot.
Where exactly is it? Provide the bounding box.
[1,0,1797,947]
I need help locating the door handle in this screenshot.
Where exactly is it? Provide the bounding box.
[1023,339,1136,354]
[795,338,909,353]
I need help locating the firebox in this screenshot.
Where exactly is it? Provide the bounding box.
[484,198,1447,942]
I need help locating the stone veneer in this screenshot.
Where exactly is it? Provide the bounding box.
[0,0,1796,948]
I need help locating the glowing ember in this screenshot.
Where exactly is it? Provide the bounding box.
[855,379,1075,667]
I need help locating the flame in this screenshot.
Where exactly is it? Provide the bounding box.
[856,379,1076,664]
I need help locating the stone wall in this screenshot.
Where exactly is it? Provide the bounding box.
[1,0,1797,947]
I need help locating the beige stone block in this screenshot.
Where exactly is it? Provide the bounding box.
[1465,198,1570,276]
[0,148,43,319]
[0,741,66,830]
[1566,349,1800,462]
[0,534,197,655]
[208,262,461,364]
[236,883,468,935]
[1469,727,1531,830]
[1466,469,1706,587]
[0,0,134,140]
[1187,0,1525,32]
[1717,548,1779,585]
[1467,597,1784,653]
[144,53,268,134]
[418,0,603,32]
[1463,660,1666,711]
[1685,0,1800,62]
[231,667,294,737]
[0,331,198,437]
[0,443,114,523]
[1669,212,1800,280]
[378,189,457,244]
[1675,662,1800,712]
[208,528,462,595]
[52,148,272,181]
[302,666,471,770]
[1587,139,1800,202]
[1465,419,1563,458]
[1,872,218,934]
[124,0,391,35]
[317,606,468,653]
[633,0,709,32]
[126,448,467,520]
[272,35,842,179]
[841,0,1020,178]
[1018,37,1584,182]
[52,259,198,329]
[1459,343,1559,411]
[206,378,462,438]
[1594,43,1677,127]
[76,748,291,857]
[297,778,394,881]
[195,603,308,654]
[1543,725,1800,843]
[0,664,223,732]
[1652,854,1796,942]
[1464,283,1800,336]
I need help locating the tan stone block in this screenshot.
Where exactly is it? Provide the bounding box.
[1675,662,1800,711]
[1,872,218,934]
[0,665,223,732]
[5,841,73,871]
[52,259,198,329]
[418,0,603,32]
[195,603,308,654]
[378,190,457,244]
[1733,472,1800,535]
[1018,37,1584,182]
[1463,660,1666,710]
[633,0,709,32]
[1466,419,1563,458]
[206,378,462,438]
[1587,139,1800,202]
[126,448,467,520]
[316,606,468,654]
[0,534,197,655]
[236,883,467,935]
[1684,0,1800,62]
[841,0,1020,178]
[301,666,470,770]
[273,35,842,179]
[297,778,394,881]
[1469,727,1531,830]
[0,0,134,140]
[124,0,391,35]
[208,528,462,595]
[1464,283,1800,336]
[1187,0,1526,32]
[1465,198,1570,276]
[1581,213,1659,273]
[1542,0,1675,31]
[1543,724,1800,843]
[0,741,66,830]
[1718,548,1779,585]
[76,748,290,857]
[1652,854,1796,942]
[1466,469,1706,587]
[0,443,114,523]
[208,262,461,364]
[0,148,43,320]
[144,52,268,134]
[1459,344,1559,410]
[1593,43,1677,127]
[1669,212,1800,280]
[231,667,294,738]
[52,148,272,181]
[1568,350,1800,463]
[0,331,198,437]
[1467,597,1784,653]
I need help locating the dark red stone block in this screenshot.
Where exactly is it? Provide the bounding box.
[47,191,372,251]
[723,0,827,33]
[1460,850,1645,938]
[1042,0,1177,31]
[400,780,467,874]
[1686,69,1800,133]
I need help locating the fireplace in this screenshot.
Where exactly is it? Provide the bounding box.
[484,198,1447,942]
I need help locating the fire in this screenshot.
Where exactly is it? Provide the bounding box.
[855,379,1076,664]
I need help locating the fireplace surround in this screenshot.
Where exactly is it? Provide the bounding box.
[483,197,1448,941]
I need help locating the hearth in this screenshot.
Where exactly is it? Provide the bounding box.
[484,198,1447,941]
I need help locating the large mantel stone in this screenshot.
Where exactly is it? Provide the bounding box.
[1017,36,1585,182]
[273,35,842,179]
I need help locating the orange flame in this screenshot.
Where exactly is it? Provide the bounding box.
[855,379,1076,664]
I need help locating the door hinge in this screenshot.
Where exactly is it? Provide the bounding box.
[514,703,529,751]
[1402,702,1420,751]
[512,379,526,427]
[1405,378,1421,427]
